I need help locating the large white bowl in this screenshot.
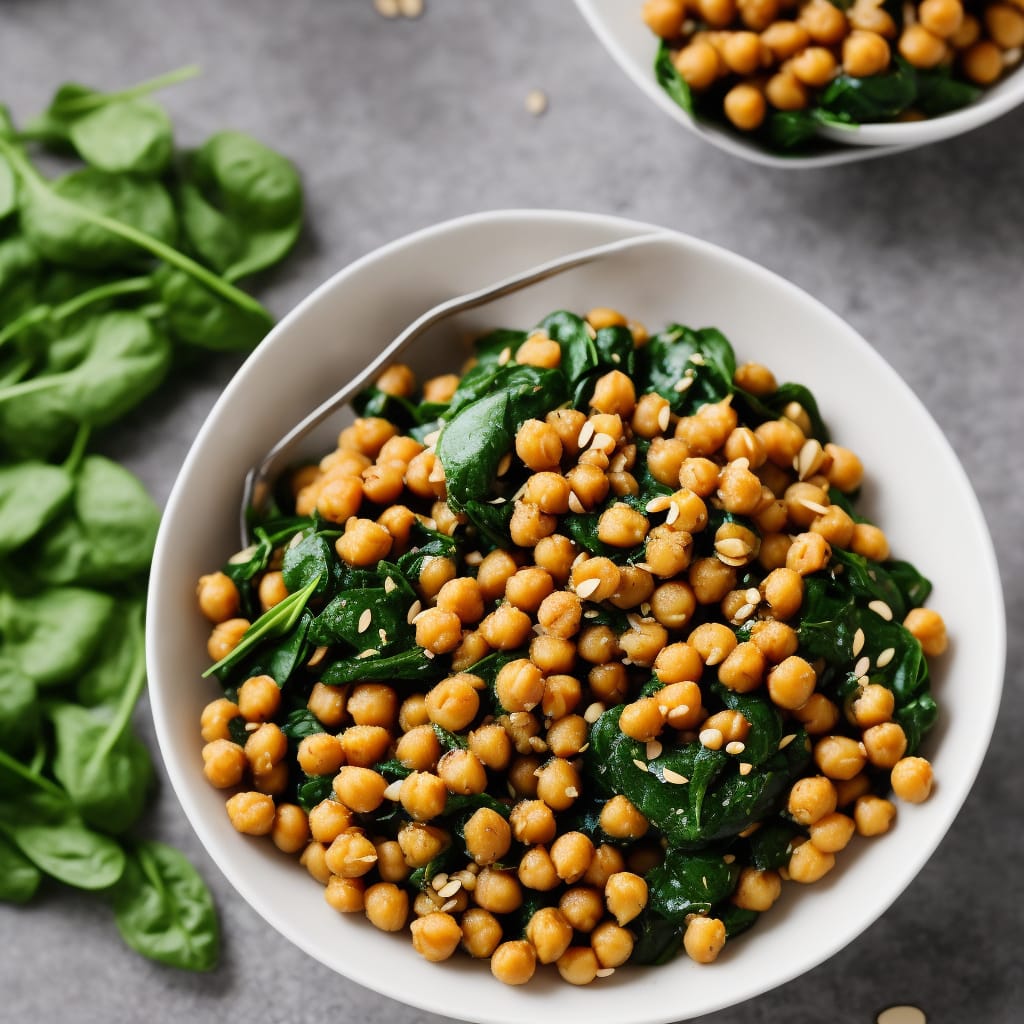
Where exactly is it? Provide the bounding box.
[149,210,1005,1024]
[575,0,1024,167]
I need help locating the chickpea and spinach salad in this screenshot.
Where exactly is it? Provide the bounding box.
[643,0,1024,152]
[196,307,947,986]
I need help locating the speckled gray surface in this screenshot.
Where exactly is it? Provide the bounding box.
[1,1,1022,1022]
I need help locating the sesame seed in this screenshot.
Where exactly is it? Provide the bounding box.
[244,721,260,732]
[739,762,753,775]
[745,587,761,605]
[398,0,424,16]
[646,740,663,760]
[673,376,694,393]
[422,430,441,447]
[383,576,397,594]
[699,728,724,750]
[689,352,705,366]
[528,736,547,753]
[374,0,399,17]
[646,495,671,514]
[406,600,422,624]
[487,496,507,505]
[584,702,605,724]
[715,537,752,560]
[640,602,652,616]
[796,439,825,481]
[464,550,483,566]
[662,768,688,785]
[667,705,690,724]
[868,599,894,621]
[854,655,871,678]
[633,561,655,573]
[577,421,595,449]
[778,734,796,750]
[431,873,449,892]
[852,627,866,657]
[585,322,597,340]
[434,899,455,912]
[1004,46,1022,66]
[423,650,435,660]
[725,741,746,755]
[568,492,585,514]
[583,609,600,619]
[497,453,512,476]
[631,758,650,774]
[355,854,379,864]
[228,544,259,564]
[665,501,680,526]
[876,647,896,668]
[626,612,643,630]
[437,879,462,899]
[798,497,830,516]
[498,347,512,366]
[733,602,756,622]
[595,966,616,978]
[357,648,379,659]
[524,88,548,116]
[288,531,305,549]
[564,786,579,799]
[306,645,328,668]
[378,628,387,644]
[357,609,372,634]
[611,353,621,364]
[657,405,671,433]
[576,577,602,600]
[591,432,616,453]
[382,779,403,801]
[533,766,545,778]
[578,743,589,753]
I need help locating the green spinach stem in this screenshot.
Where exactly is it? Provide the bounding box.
[0,747,66,800]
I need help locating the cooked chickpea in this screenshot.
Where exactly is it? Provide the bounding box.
[237,674,280,723]
[373,840,409,883]
[333,766,388,813]
[335,517,392,566]
[345,683,397,729]
[854,794,897,836]
[548,832,594,885]
[788,838,836,883]
[850,522,889,561]
[642,0,685,36]
[808,811,856,853]
[461,907,503,958]
[684,915,727,964]
[814,735,868,780]
[903,607,948,656]
[577,624,620,664]
[397,822,450,867]
[469,723,513,771]
[619,619,669,667]
[407,911,461,962]
[891,756,934,803]
[987,2,1024,45]
[787,532,831,575]
[738,0,779,29]
[849,683,896,728]
[340,724,391,767]
[718,641,767,693]
[207,617,250,663]
[688,621,738,666]
[523,906,574,965]
[491,940,536,986]
[308,799,354,843]
[688,557,736,604]
[517,845,560,891]
[950,11,980,48]
[841,27,892,75]
[200,697,241,743]
[674,40,723,89]
[546,714,588,758]
[425,674,481,732]
[197,571,240,622]
[749,620,799,664]
[767,655,817,710]
[438,749,488,795]
[761,20,811,59]
[756,418,805,468]
[324,874,365,913]
[463,807,513,866]
[339,417,398,457]
[515,418,563,471]
[862,721,908,768]
[721,31,763,77]
[319,475,362,522]
[617,697,665,743]
[226,791,275,835]
[202,739,246,789]
[290,732,340,779]
[718,459,763,515]
[554,946,598,986]
[536,757,582,811]
[508,754,542,798]
[362,881,409,932]
[799,0,848,43]
[791,693,838,735]
[479,603,533,650]
[475,867,523,914]
[961,39,1004,84]
[400,771,449,822]
[585,663,627,705]
[645,527,693,578]
[509,500,557,547]
[788,775,838,825]
[598,794,649,841]
[532,534,577,584]
[732,867,783,911]
[516,333,562,368]
[899,23,947,67]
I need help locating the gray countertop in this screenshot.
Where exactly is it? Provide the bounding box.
[2,1,1022,1022]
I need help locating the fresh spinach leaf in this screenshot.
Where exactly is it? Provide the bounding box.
[281,708,326,740]
[0,655,38,752]
[0,461,73,553]
[539,310,599,386]
[655,41,694,115]
[282,530,342,598]
[645,849,737,922]
[319,645,438,686]
[296,774,335,812]
[158,268,273,351]
[69,99,173,177]
[0,832,42,903]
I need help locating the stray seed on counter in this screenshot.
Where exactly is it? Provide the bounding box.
[525,88,548,116]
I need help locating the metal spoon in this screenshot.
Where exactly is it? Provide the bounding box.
[240,229,671,543]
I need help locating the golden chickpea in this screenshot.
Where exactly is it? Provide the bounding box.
[362,881,409,932]
[308,799,354,843]
[469,723,513,771]
[540,674,582,721]
[508,754,542,798]
[799,0,848,43]
[333,765,388,813]
[518,845,560,891]
[756,418,805,468]
[197,571,240,623]
[340,724,391,767]
[475,867,523,914]
[422,372,458,403]
[722,30,765,74]
[891,755,934,803]
[556,887,602,934]
[438,749,488,795]
[819,444,860,492]
[479,603,534,650]
[645,527,694,578]
[630,392,669,439]
[491,658,541,713]
[732,867,783,911]
[917,0,963,38]
[583,663,625,705]
[788,839,836,883]
[533,592,580,642]
[335,517,392,567]
[674,40,723,89]
[291,732,340,778]
[646,581,694,631]
[791,44,840,87]
[491,940,536,986]
[533,534,578,584]
[400,771,448,822]
[645,438,690,488]
[253,571,287,613]
[854,794,897,836]
[524,907,574,965]
[715,641,765,693]
[565,466,610,515]
[374,839,409,883]
[849,0,897,36]
[599,794,650,841]
[297,841,331,885]
[793,693,840,735]
[237,674,280,723]
[552,946,596,986]
[338,684,392,730]
[950,12,981,48]
[850,523,889,561]
[652,644,702,686]
[841,27,892,75]
[788,775,838,825]
[862,721,907,769]
[676,398,738,455]
[786,532,831,575]
[473,550,517,603]
[834,772,871,807]
[619,620,668,667]
[683,916,727,964]
[767,655,817,710]
[815,735,868,780]
[200,697,241,743]
[207,617,250,663]
[550,832,595,885]
[226,791,275,835]
[589,370,635,418]
[577,625,621,665]
[616,698,664,743]
[738,0,779,29]
[678,457,719,497]
[547,715,588,758]
[760,567,804,621]
[757,532,792,571]
[461,907,503,958]
[316,472,362,527]
[961,39,1004,83]
[850,683,896,728]
[464,807,513,866]
[748,620,798,664]
[899,23,947,67]
[271,804,310,855]
[987,2,1024,45]
[510,799,557,845]
[810,505,856,549]
[515,419,563,472]
[509,500,557,547]
[339,417,398,457]
[903,607,948,657]
[404,450,444,499]
[688,557,736,604]
[426,674,481,731]
[761,20,811,59]
[377,434,424,467]
[322,447,371,476]
[808,811,856,853]
[642,0,685,36]
[408,911,462,962]
[202,739,246,789]
[602,870,648,927]
[397,822,450,867]
[688,621,738,666]
[415,606,463,655]
[516,334,562,368]
[536,757,582,811]
[394,725,440,773]
[595,503,648,548]
[324,874,365,913]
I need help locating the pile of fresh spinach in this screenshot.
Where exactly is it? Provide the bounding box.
[0,67,303,970]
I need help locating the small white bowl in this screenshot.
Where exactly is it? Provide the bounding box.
[575,0,1024,166]
[148,210,1004,1024]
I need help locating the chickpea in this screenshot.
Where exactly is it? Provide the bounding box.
[720,30,764,74]
[559,886,604,933]
[479,603,533,650]
[516,334,562,368]
[490,940,536,986]
[547,832,593,885]
[464,807,513,866]
[732,867,783,911]
[470,723,513,771]
[400,771,449,822]
[862,721,908,768]
[899,23,947,67]
[599,794,650,841]
[566,464,610,513]
[200,697,241,743]
[407,911,462,963]
[518,845,561,891]
[293,732,343,778]
[397,822,450,867]
[237,674,281,723]
[617,697,665,743]
[335,517,392,566]
[508,754,542,798]
[699,0,738,27]
[648,581,696,630]
[420,372,457,404]
[850,522,889,561]
[718,641,767,693]
[577,624,620,664]
[718,459,763,516]
[631,392,670,439]
[891,756,934,803]
[788,775,838,825]
[788,839,836,883]
[646,438,690,488]
[360,461,405,506]
[689,557,737,604]
[758,532,792,571]
[674,40,723,89]
[761,20,811,60]
[340,724,391,767]
[808,811,856,853]
[339,417,397,457]
[688,621,738,666]
[509,500,557,547]
[642,0,685,37]
[438,749,488,795]
[849,0,897,36]
[207,617,250,663]
[799,0,848,44]
[683,916,727,964]
[590,370,637,417]
[361,882,409,933]
[324,874,365,913]
[961,40,1004,84]
[599,871,648,928]
[791,693,838,735]
[226,791,275,835]
[850,683,896,728]
[202,739,246,789]
[426,675,481,732]
[678,457,719,497]
[766,655,817,710]
[533,534,578,584]
[756,418,805,468]
[308,799,354,843]
[834,772,871,807]
[333,766,388,813]
[321,448,371,477]
[676,398,737,454]
[854,794,897,836]
[749,620,799,664]
[374,840,409,883]
[585,663,626,705]
[197,571,240,622]
[475,867,523,914]
[515,419,563,472]
[541,674,583,722]
[814,735,868,780]
[738,0,779,30]
[653,643,702,686]
[452,629,491,673]
[527,907,575,964]
[787,532,832,575]
[598,503,650,548]
[903,607,948,656]
[619,619,669,667]
[536,757,582,811]
[299,841,332,885]
[989,1,1024,45]
[950,12,980,48]
[645,527,693,578]
[547,714,588,757]
[461,907,503,959]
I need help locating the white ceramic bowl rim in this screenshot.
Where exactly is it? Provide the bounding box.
[149,209,1006,1024]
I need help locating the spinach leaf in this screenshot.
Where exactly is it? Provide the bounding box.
[309,585,413,652]
[895,692,938,754]
[0,151,16,222]
[819,60,918,121]
[654,40,694,115]
[539,310,599,386]
[639,324,734,414]
[746,819,804,870]
[0,586,114,688]
[112,841,219,971]
[296,774,335,812]
[281,708,325,740]
[319,645,438,686]
[282,530,342,598]
[0,656,38,752]
[631,914,683,966]
[0,832,41,903]
[76,599,144,706]
[433,723,469,752]
[158,268,273,351]
[0,461,73,553]
[644,849,737,922]
[914,67,981,117]
[237,609,314,688]
[26,455,160,586]
[68,99,173,177]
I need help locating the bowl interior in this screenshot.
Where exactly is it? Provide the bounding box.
[574,0,1023,162]
[148,209,1004,1024]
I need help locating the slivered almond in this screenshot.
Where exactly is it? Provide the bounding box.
[577,421,595,449]
[576,577,601,600]
[646,495,671,514]
[357,609,372,634]
[715,537,752,560]
[632,758,649,773]
[662,768,688,785]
